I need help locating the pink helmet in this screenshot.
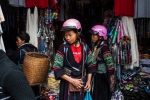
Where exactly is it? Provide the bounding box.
[61,18,82,31]
[89,25,107,40]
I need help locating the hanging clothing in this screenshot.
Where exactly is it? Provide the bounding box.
[114,0,135,17]
[121,16,139,68]
[26,6,38,47]
[0,35,5,52]
[7,0,26,7]
[25,0,48,8]
[0,24,3,34]
[0,6,5,23]
[134,0,150,18]
[53,42,96,100]
[58,0,69,21]
[0,6,5,52]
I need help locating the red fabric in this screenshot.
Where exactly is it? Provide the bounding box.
[114,0,135,17]
[49,0,59,13]
[25,0,48,8]
[71,45,82,63]
[50,0,57,8]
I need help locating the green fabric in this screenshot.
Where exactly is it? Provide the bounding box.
[97,63,106,73]
[53,53,64,69]
[103,53,115,68]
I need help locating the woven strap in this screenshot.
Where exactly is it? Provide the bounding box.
[81,43,85,80]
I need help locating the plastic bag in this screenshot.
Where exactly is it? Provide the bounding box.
[84,91,92,100]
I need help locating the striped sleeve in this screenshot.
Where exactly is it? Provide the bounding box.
[101,46,115,75]
[86,47,97,74]
[53,46,65,80]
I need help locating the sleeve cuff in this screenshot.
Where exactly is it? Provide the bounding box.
[54,69,65,80]
[86,67,97,74]
[107,70,114,77]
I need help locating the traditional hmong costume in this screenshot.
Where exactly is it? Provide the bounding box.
[91,42,115,100]
[53,42,96,100]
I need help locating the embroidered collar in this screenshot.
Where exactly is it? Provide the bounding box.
[18,43,31,48]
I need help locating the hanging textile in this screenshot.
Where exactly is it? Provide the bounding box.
[0,6,5,23]
[0,6,5,52]
[26,6,38,47]
[7,0,26,7]
[114,0,135,17]
[121,16,139,68]
[0,35,6,52]
[134,0,150,18]
[25,0,48,8]
[58,0,69,21]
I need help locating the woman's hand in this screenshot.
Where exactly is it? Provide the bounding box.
[84,81,91,91]
[71,78,83,89]
[110,75,115,84]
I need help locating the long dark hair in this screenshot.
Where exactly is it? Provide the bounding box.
[17,32,30,43]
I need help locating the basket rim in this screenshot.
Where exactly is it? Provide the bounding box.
[25,52,50,59]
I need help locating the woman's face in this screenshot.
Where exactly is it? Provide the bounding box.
[91,34,103,43]
[64,30,78,44]
[91,34,99,43]
[16,36,25,47]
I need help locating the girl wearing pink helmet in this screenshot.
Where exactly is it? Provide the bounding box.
[89,25,115,100]
[53,18,97,100]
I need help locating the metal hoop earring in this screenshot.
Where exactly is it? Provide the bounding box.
[63,38,67,42]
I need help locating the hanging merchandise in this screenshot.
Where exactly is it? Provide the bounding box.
[117,36,132,65]
[134,0,150,18]
[108,20,124,46]
[58,0,69,21]
[114,0,135,17]
[121,16,139,68]
[107,19,132,66]
[0,6,5,23]
[37,6,60,99]
[111,21,119,44]
[26,6,38,47]
[37,7,59,69]
[0,35,5,52]
[25,0,49,8]
[7,0,26,7]
[103,10,114,27]
[0,6,5,52]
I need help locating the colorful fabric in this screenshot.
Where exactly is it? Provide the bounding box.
[71,44,82,63]
[121,16,139,68]
[91,43,114,100]
[93,43,115,74]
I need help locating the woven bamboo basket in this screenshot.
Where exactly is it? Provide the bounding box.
[22,52,50,86]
